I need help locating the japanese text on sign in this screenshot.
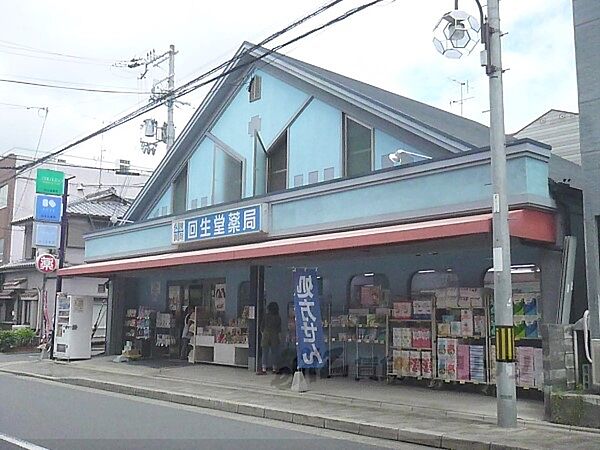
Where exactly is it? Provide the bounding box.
[293,268,326,369]
[171,205,265,244]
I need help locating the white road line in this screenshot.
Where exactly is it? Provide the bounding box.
[0,433,49,450]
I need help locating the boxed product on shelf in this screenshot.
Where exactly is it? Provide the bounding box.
[445,287,460,308]
[421,351,433,378]
[514,319,527,340]
[525,319,539,338]
[433,289,447,308]
[469,345,486,382]
[401,350,411,376]
[412,328,431,349]
[437,354,447,378]
[375,307,391,317]
[517,346,535,387]
[457,344,470,380]
[392,302,412,319]
[156,313,172,329]
[409,351,421,376]
[366,314,377,327]
[360,286,381,307]
[393,350,403,374]
[460,309,474,336]
[412,299,433,319]
[126,309,137,318]
[437,338,457,380]
[513,297,526,316]
[400,328,412,348]
[392,328,402,347]
[450,321,461,337]
[534,348,544,388]
[523,294,538,316]
[437,323,451,336]
[473,315,486,336]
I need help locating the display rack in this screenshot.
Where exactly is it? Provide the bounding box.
[354,313,388,380]
[388,293,435,381]
[323,304,350,377]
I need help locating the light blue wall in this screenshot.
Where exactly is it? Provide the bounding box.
[374,129,424,170]
[148,186,172,218]
[271,157,530,232]
[187,138,214,209]
[210,70,310,197]
[525,158,551,198]
[288,99,342,186]
[85,223,172,259]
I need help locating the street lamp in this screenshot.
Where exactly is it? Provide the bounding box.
[434,0,517,428]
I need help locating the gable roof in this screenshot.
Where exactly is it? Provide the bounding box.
[513,109,579,136]
[125,42,493,221]
[267,47,490,148]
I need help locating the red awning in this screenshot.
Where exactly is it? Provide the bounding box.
[59,208,555,277]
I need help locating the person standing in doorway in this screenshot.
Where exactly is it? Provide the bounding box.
[180,306,193,360]
[259,301,281,374]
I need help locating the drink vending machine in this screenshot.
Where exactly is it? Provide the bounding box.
[53,294,93,360]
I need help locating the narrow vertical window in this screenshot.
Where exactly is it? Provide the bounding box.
[172,164,188,215]
[344,116,373,177]
[213,146,243,204]
[267,131,288,193]
[249,75,262,102]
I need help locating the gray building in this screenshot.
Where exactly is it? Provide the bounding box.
[573,0,600,385]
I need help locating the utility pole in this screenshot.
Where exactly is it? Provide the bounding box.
[486,0,517,428]
[166,44,176,150]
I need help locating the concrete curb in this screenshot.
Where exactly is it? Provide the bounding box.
[0,367,547,450]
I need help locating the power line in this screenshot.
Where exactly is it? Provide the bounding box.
[0,39,118,63]
[13,0,384,180]
[0,78,151,94]
[0,73,149,91]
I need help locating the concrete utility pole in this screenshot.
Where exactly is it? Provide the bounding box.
[166,44,176,150]
[486,0,517,427]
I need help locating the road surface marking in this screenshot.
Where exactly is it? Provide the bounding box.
[0,433,49,450]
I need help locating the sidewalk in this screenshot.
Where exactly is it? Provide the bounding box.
[1,356,598,449]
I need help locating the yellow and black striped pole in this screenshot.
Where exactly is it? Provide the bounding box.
[495,326,515,362]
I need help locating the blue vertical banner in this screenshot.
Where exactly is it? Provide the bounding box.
[293,268,326,369]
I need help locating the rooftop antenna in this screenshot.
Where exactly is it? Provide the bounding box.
[449,78,474,116]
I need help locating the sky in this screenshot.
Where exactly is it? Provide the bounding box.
[0,0,578,173]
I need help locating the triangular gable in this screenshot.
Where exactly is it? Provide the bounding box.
[126,42,491,222]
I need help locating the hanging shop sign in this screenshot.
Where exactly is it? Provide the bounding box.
[171,204,267,244]
[214,283,226,312]
[34,194,63,223]
[36,169,65,196]
[35,253,58,273]
[33,222,61,248]
[293,268,326,369]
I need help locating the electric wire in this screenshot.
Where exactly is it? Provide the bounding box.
[11,0,384,180]
[0,39,118,63]
[0,78,150,94]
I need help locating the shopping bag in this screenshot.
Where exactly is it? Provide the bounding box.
[291,370,308,392]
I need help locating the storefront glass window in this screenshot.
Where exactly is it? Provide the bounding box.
[348,273,390,309]
[411,269,459,296]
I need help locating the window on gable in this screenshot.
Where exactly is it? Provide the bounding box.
[213,146,243,204]
[267,131,288,193]
[249,75,262,102]
[0,184,8,209]
[172,164,188,215]
[344,116,373,177]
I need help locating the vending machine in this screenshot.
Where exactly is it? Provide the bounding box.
[53,294,93,360]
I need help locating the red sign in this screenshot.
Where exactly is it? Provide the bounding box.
[36,253,58,273]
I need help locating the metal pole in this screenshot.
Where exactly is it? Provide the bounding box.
[486,0,517,427]
[50,177,70,358]
[166,44,176,150]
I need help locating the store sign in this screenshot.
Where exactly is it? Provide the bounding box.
[35,253,58,273]
[36,169,65,195]
[33,222,61,248]
[293,268,326,369]
[171,204,266,244]
[34,194,63,223]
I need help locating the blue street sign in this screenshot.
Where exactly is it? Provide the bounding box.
[293,268,326,369]
[171,204,266,244]
[33,222,61,248]
[34,194,63,223]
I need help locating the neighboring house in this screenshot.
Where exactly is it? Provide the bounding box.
[513,109,581,164]
[61,43,582,397]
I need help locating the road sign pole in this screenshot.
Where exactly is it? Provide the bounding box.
[50,178,70,359]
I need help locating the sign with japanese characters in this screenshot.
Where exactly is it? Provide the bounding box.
[293,268,326,369]
[33,222,61,248]
[34,194,63,223]
[35,253,58,273]
[35,169,65,196]
[171,204,266,244]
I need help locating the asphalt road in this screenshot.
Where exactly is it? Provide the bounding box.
[0,371,431,450]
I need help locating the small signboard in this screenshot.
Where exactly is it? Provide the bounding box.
[172,204,267,244]
[33,222,61,248]
[35,253,58,273]
[36,169,65,196]
[34,194,63,223]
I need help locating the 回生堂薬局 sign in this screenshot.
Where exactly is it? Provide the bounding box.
[171,204,267,244]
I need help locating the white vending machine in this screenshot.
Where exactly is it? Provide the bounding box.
[54,294,93,360]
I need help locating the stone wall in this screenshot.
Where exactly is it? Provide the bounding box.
[542,324,576,420]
